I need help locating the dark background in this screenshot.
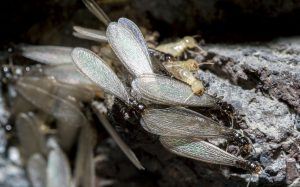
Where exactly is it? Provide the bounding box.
[1,0,300,46]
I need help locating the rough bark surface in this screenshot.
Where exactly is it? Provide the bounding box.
[203,38,300,113]
[95,38,300,186]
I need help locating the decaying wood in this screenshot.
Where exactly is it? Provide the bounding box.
[95,37,300,186]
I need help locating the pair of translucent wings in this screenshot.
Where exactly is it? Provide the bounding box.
[72,18,217,107]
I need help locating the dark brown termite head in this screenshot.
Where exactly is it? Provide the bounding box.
[128,98,146,113]
[109,98,141,125]
[237,160,262,174]
[232,131,253,156]
[240,142,253,157]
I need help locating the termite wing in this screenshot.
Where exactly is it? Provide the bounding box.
[27,154,47,187]
[46,139,72,187]
[73,26,107,42]
[20,45,73,65]
[141,107,251,153]
[74,121,96,187]
[71,48,259,172]
[160,137,261,174]
[26,139,73,187]
[15,113,48,160]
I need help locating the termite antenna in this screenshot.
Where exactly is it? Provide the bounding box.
[184,92,194,103]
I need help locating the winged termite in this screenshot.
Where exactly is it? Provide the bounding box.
[20,45,73,65]
[27,154,47,187]
[15,113,48,160]
[16,79,87,151]
[160,136,261,174]
[47,141,72,187]
[74,122,96,187]
[141,107,251,153]
[73,26,107,42]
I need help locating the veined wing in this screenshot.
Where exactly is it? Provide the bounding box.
[117,18,151,63]
[142,107,230,138]
[106,22,153,77]
[132,74,217,107]
[21,45,73,65]
[160,136,243,167]
[73,26,107,42]
[72,47,130,103]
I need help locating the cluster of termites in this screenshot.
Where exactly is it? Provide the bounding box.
[1,0,262,186]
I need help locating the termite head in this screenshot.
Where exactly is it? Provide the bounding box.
[191,81,205,96]
[164,54,176,62]
[185,59,199,71]
[128,98,145,112]
[231,131,253,156]
[243,161,262,174]
[240,139,253,156]
[183,36,198,48]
